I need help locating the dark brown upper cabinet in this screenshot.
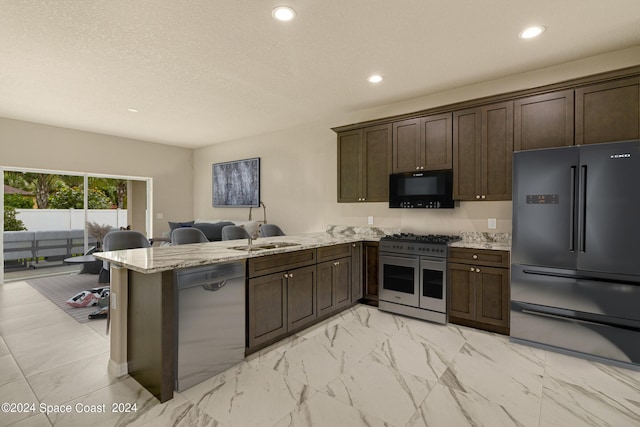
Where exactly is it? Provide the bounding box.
[337,124,392,203]
[575,76,640,145]
[392,113,453,173]
[514,90,574,151]
[453,101,513,201]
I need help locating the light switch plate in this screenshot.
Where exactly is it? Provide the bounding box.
[367,216,374,225]
[488,218,497,229]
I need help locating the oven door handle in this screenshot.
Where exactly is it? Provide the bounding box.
[419,257,447,269]
[379,254,420,266]
[419,256,447,264]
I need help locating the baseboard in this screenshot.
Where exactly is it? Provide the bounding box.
[108,358,128,377]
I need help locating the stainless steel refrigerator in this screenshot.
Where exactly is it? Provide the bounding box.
[511,139,640,367]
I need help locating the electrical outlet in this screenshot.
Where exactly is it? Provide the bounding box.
[367,216,374,225]
[488,218,497,229]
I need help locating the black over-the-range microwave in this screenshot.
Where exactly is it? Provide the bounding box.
[389,170,454,208]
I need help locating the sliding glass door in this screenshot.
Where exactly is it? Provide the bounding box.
[1,167,152,284]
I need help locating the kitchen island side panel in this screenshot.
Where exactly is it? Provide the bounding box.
[127,270,175,403]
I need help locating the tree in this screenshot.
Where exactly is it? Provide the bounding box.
[115,179,127,209]
[4,194,33,209]
[4,172,60,209]
[4,172,127,209]
[4,171,29,190]
[49,187,112,209]
[88,177,127,209]
[32,173,60,208]
[4,207,26,231]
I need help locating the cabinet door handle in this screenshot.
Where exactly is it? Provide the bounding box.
[470,267,475,272]
[352,243,356,247]
[481,195,486,199]
[334,261,340,266]
[283,273,289,278]
[289,273,294,278]
[476,195,481,199]
[475,268,481,273]
[472,254,478,260]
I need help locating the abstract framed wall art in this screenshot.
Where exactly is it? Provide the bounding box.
[212,158,260,207]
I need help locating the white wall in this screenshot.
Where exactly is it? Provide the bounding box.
[0,117,193,236]
[193,47,640,235]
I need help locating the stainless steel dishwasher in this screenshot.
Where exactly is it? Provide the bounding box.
[175,261,245,391]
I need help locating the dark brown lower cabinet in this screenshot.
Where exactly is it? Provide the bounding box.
[363,242,379,304]
[317,244,353,317]
[351,242,363,302]
[287,265,317,330]
[247,264,317,350]
[317,257,351,318]
[247,244,368,354]
[247,272,288,350]
[448,248,510,335]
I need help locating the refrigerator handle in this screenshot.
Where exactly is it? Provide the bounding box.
[579,165,587,252]
[569,166,577,252]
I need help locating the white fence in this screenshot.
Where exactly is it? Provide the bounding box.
[14,209,128,231]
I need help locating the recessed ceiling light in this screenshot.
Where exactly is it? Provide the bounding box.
[272,6,296,21]
[127,108,139,113]
[519,25,546,39]
[368,74,383,83]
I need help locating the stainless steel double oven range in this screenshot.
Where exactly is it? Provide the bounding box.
[378,233,460,324]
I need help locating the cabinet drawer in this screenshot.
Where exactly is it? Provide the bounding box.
[248,249,316,278]
[448,247,509,268]
[317,244,351,263]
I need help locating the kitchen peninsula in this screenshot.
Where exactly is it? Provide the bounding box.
[94,227,395,402]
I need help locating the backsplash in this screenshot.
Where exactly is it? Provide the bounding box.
[326,225,401,237]
[458,231,512,244]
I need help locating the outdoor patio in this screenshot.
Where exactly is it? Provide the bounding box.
[4,260,83,282]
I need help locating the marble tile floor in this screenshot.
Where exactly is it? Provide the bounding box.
[1,279,639,426]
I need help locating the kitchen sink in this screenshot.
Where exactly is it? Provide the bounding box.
[229,242,301,251]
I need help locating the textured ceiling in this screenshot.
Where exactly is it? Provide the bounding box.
[0,0,639,148]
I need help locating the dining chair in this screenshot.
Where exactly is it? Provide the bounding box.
[221,225,252,240]
[101,230,151,333]
[171,227,209,245]
[259,224,286,237]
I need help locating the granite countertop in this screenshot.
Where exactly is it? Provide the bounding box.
[94,225,399,275]
[450,232,512,251]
